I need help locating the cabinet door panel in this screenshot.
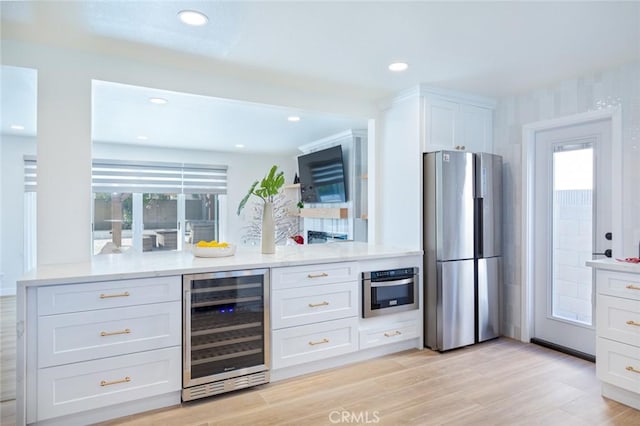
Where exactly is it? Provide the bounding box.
[272,318,358,369]
[272,282,358,329]
[459,104,493,153]
[37,347,181,421]
[38,276,181,315]
[38,301,181,367]
[424,98,458,152]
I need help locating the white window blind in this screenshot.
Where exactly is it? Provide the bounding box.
[91,160,227,194]
[24,156,37,192]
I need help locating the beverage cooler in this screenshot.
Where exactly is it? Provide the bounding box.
[182,269,270,401]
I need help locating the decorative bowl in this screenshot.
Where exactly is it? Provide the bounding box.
[192,244,236,258]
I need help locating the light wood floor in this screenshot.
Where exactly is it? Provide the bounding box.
[102,338,639,426]
[1,293,639,425]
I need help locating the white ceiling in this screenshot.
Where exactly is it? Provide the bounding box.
[2,1,639,153]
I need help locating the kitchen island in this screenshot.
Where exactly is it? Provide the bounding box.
[586,259,640,411]
[17,243,422,425]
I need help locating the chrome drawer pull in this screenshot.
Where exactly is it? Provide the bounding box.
[100,376,131,387]
[626,320,640,327]
[308,338,329,346]
[100,291,130,299]
[625,366,640,374]
[384,331,402,337]
[626,284,640,291]
[308,301,329,308]
[307,273,329,279]
[100,328,131,337]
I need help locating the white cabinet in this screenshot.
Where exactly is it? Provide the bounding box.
[595,268,640,410]
[272,317,359,369]
[423,93,494,153]
[32,276,182,422]
[359,319,419,350]
[271,262,359,369]
[37,347,181,421]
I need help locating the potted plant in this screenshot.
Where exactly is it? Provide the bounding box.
[237,165,285,253]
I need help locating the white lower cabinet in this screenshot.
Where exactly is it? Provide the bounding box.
[37,347,181,420]
[359,319,419,350]
[271,263,360,370]
[272,317,359,369]
[38,301,181,367]
[271,282,358,329]
[594,268,640,410]
[31,276,182,424]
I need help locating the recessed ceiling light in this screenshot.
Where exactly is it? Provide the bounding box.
[10,124,25,130]
[287,116,301,122]
[235,144,245,148]
[136,136,149,141]
[149,97,168,105]
[388,62,409,72]
[178,10,209,26]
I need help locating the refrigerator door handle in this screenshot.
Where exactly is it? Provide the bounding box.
[475,197,484,258]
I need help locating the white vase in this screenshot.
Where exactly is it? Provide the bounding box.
[261,201,275,254]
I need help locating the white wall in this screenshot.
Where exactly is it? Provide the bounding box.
[1,40,375,268]
[494,61,640,340]
[376,94,421,249]
[93,142,297,246]
[0,135,37,296]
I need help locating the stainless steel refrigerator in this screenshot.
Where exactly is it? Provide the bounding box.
[423,151,502,351]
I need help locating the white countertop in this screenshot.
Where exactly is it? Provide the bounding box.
[18,242,422,287]
[586,258,640,274]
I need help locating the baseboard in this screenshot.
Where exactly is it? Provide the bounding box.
[530,337,595,363]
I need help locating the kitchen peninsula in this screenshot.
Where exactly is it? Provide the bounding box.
[586,259,640,411]
[17,242,422,425]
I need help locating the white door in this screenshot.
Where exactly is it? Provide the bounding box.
[532,119,612,356]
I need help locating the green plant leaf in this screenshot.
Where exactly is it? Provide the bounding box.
[236,180,259,215]
[236,165,286,213]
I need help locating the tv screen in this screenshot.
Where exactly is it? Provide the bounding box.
[297,146,347,203]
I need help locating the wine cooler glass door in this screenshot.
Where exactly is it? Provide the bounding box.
[183,269,269,388]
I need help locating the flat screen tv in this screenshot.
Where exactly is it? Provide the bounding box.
[297,146,347,203]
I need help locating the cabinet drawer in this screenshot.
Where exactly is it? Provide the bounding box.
[272,317,358,369]
[271,262,358,290]
[38,301,181,367]
[38,275,181,315]
[597,294,640,347]
[37,346,181,421]
[596,338,640,395]
[597,270,640,301]
[272,282,358,329]
[359,319,419,350]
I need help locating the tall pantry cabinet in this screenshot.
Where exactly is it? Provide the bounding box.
[377,85,496,248]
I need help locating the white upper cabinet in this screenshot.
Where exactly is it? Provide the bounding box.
[422,87,496,153]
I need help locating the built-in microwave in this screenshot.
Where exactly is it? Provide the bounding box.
[362,267,419,318]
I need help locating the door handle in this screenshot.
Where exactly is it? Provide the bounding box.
[592,249,612,258]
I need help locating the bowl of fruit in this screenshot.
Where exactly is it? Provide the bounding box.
[192,241,236,258]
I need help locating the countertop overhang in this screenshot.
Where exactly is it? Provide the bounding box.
[19,242,423,287]
[586,258,640,273]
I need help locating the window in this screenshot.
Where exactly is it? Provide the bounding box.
[92,160,227,255]
[24,156,37,270]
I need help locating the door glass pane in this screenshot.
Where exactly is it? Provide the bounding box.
[143,193,178,251]
[551,146,593,325]
[93,192,133,255]
[185,194,219,248]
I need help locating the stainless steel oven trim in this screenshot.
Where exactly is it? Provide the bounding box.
[370,277,414,288]
[182,268,270,390]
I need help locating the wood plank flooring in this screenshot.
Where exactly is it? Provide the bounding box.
[102,338,639,426]
[1,293,638,425]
